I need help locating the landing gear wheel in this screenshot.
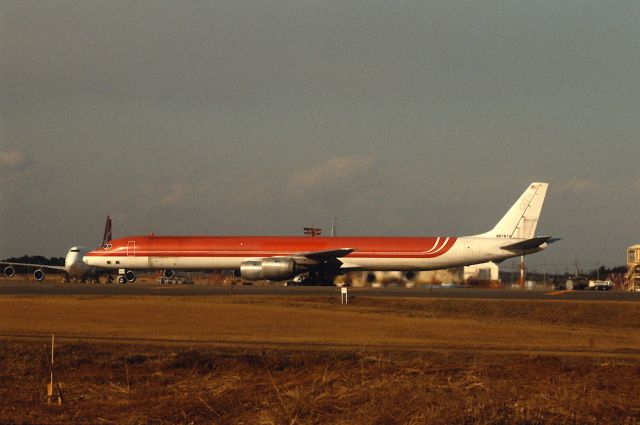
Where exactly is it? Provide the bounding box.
[118,276,127,284]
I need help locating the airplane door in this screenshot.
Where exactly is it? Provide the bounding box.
[127,241,136,256]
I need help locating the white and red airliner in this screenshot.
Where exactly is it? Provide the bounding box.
[2,217,113,282]
[83,182,554,284]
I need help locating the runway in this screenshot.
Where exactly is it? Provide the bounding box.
[1,279,639,301]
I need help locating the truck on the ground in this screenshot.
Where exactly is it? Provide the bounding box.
[587,280,614,291]
[564,276,589,290]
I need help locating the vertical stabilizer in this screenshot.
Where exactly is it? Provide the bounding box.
[102,216,112,247]
[478,182,548,239]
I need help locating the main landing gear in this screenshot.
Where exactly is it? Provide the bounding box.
[117,270,136,284]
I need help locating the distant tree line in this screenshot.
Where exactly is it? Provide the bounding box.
[499,265,628,284]
[3,255,65,266]
[585,265,627,280]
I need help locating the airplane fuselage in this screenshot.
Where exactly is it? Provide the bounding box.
[83,235,543,272]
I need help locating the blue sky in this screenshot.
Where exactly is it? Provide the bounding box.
[1,0,639,271]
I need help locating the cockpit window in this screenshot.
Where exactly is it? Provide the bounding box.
[70,249,79,252]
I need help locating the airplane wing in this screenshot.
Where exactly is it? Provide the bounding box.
[0,261,66,271]
[500,236,553,251]
[291,248,355,265]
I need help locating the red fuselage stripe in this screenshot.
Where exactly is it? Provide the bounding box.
[88,236,458,259]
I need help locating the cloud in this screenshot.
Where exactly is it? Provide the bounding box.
[289,155,376,193]
[556,178,602,195]
[160,182,187,206]
[0,150,29,172]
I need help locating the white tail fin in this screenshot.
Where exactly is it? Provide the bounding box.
[478,182,548,239]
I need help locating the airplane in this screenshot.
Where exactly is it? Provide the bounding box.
[1,217,113,282]
[82,182,555,285]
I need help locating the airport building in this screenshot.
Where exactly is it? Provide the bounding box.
[464,262,500,285]
[347,262,500,287]
[626,244,640,291]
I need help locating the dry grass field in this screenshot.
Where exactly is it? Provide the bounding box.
[1,295,639,424]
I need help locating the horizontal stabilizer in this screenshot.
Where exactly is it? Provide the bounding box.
[501,236,552,251]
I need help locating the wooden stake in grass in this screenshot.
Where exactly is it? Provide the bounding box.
[47,335,53,405]
[47,334,63,406]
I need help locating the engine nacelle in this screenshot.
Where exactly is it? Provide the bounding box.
[163,269,175,279]
[4,266,15,278]
[125,270,136,282]
[34,269,45,281]
[240,258,299,281]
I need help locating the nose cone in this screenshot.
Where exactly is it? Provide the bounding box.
[65,246,90,275]
[65,252,78,269]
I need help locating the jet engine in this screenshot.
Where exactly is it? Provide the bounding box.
[4,266,15,278]
[34,269,45,281]
[240,258,299,281]
[125,270,136,282]
[163,269,175,279]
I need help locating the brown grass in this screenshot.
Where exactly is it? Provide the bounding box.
[1,342,639,424]
[0,296,639,356]
[1,295,640,424]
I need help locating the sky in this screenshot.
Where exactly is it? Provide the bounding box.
[1,0,639,273]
